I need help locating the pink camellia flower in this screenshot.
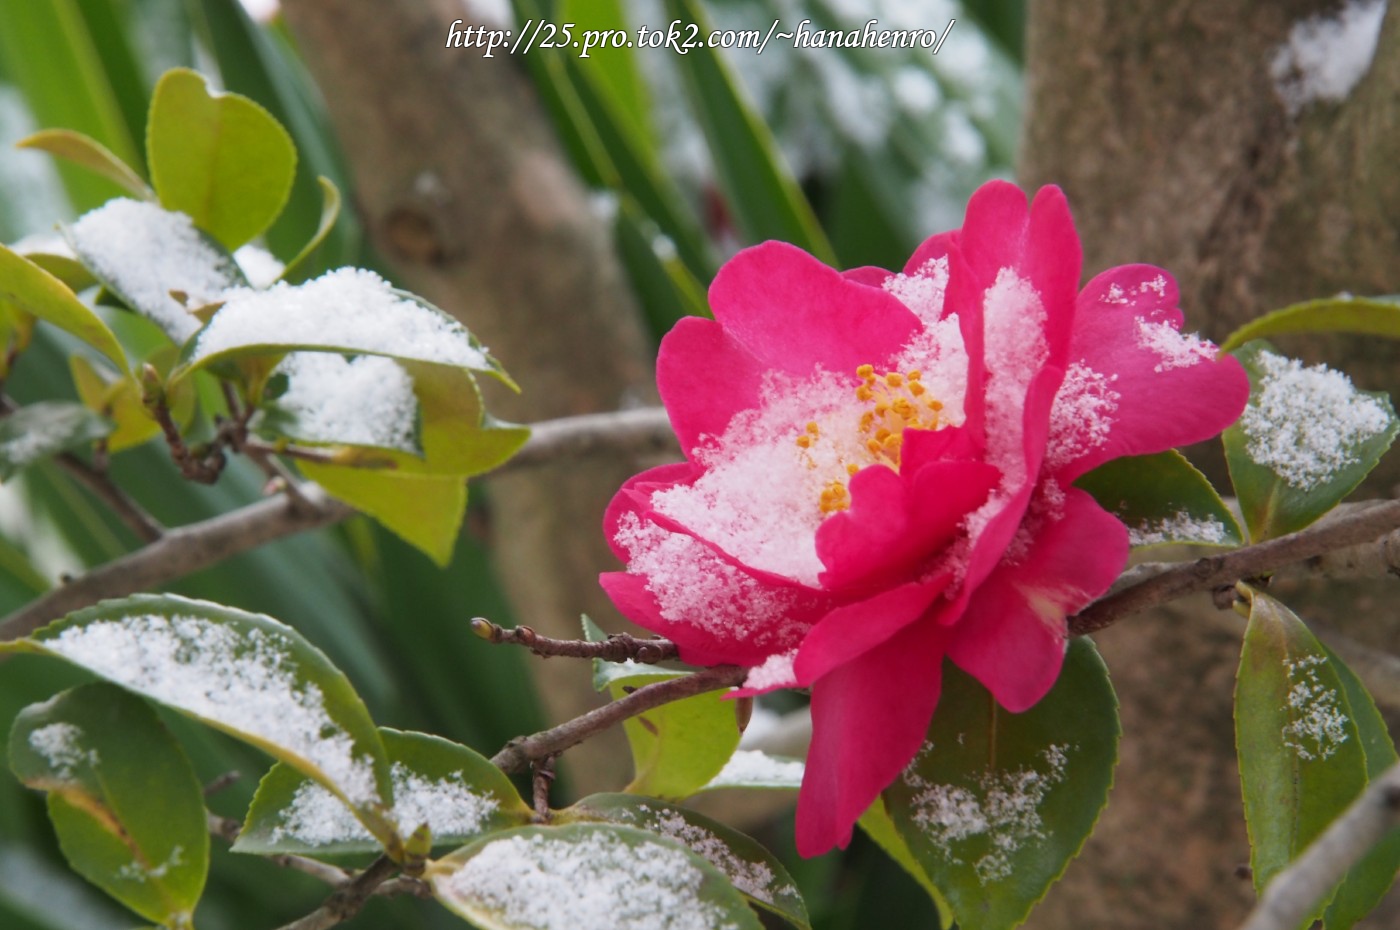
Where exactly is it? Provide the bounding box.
[600,181,1249,856]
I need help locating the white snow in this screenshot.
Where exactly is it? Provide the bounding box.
[1238,349,1392,490]
[268,353,419,452]
[27,722,96,781]
[192,268,491,370]
[268,761,500,846]
[1281,655,1350,761]
[702,750,805,790]
[904,742,1071,884]
[1045,362,1120,471]
[440,830,740,930]
[42,612,379,804]
[1271,0,1387,115]
[625,804,782,902]
[741,650,797,692]
[1127,512,1230,547]
[66,199,240,342]
[980,268,1048,488]
[1135,317,1218,373]
[233,245,285,288]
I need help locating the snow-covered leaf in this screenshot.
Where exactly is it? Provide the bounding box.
[8,594,397,847]
[1075,449,1242,548]
[429,823,763,930]
[1235,586,1370,925]
[0,402,111,481]
[883,638,1119,930]
[64,198,247,344]
[564,793,808,929]
[147,68,296,250]
[7,683,207,927]
[236,729,532,857]
[1224,342,1398,541]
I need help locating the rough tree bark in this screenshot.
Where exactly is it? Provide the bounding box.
[1021,3,1400,926]
[280,0,658,794]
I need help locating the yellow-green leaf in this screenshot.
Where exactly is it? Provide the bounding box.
[0,244,127,372]
[17,129,152,200]
[298,462,466,567]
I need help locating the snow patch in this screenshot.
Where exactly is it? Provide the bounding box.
[267,353,419,452]
[703,750,805,789]
[1135,317,1218,373]
[626,804,782,902]
[1282,654,1350,761]
[1272,0,1386,115]
[27,722,96,780]
[742,650,797,692]
[1128,512,1230,547]
[1045,362,1120,471]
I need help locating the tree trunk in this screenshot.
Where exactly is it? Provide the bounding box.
[1021,3,1400,926]
[280,0,658,794]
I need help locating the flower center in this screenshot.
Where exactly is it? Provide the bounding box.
[796,364,945,514]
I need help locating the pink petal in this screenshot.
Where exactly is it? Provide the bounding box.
[842,265,894,287]
[656,317,767,456]
[1052,265,1250,481]
[599,571,772,667]
[709,240,919,377]
[793,576,950,685]
[947,487,1128,712]
[601,462,698,563]
[796,616,952,856]
[903,230,959,278]
[815,460,998,592]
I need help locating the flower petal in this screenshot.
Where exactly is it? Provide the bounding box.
[602,461,699,563]
[793,576,950,685]
[709,240,918,376]
[1050,265,1250,481]
[657,317,768,456]
[947,488,1127,712]
[796,616,951,856]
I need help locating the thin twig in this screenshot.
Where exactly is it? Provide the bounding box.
[1237,759,1400,930]
[489,407,678,475]
[491,665,747,774]
[53,452,166,542]
[1070,500,1400,635]
[0,485,352,642]
[276,854,400,930]
[471,617,679,664]
[202,771,242,797]
[532,755,556,822]
[207,812,350,886]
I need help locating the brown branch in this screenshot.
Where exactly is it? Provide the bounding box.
[1071,499,1400,635]
[275,855,401,930]
[53,452,166,542]
[0,485,352,642]
[470,618,679,664]
[488,407,678,475]
[491,664,747,774]
[532,755,557,822]
[1237,759,1400,930]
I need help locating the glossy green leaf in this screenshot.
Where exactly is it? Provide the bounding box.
[1075,449,1243,548]
[1321,644,1400,929]
[0,402,111,481]
[662,0,836,262]
[236,728,532,857]
[1220,295,1400,353]
[429,823,763,930]
[609,669,741,801]
[11,594,396,844]
[857,797,954,930]
[1235,586,1371,925]
[146,68,297,249]
[277,176,341,283]
[564,792,809,929]
[0,244,127,372]
[17,130,152,200]
[1223,342,1398,541]
[172,272,512,388]
[557,0,651,154]
[7,683,208,927]
[884,638,1119,930]
[297,462,466,567]
[697,750,806,792]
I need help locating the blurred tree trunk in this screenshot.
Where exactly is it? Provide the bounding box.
[280,0,657,794]
[1020,2,1400,926]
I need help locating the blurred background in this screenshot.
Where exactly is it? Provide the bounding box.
[1,1,1397,927]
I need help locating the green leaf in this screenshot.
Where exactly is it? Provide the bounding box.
[17,129,152,200]
[0,244,127,372]
[557,0,652,156]
[64,198,248,344]
[857,797,954,930]
[277,176,341,283]
[1075,449,1243,548]
[428,823,763,930]
[1321,644,1400,929]
[14,593,397,845]
[883,638,1120,930]
[661,0,836,262]
[1235,586,1372,925]
[608,669,741,800]
[172,270,513,388]
[297,462,466,567]
[1223,342,1398,541]
[1220,295,1400,353]
[7,683,208,927]
[146,67,297,250]
[68,356,160,453]
[563,792,809,929]
[236,728,532,857]
[0,402,111,481]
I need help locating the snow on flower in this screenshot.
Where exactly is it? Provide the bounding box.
[600,181,1250,856]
